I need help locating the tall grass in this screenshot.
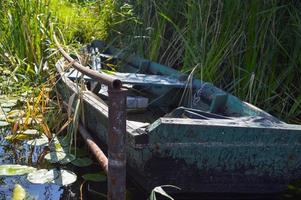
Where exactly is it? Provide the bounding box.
[1,0,300,123]
[109,0,301,123]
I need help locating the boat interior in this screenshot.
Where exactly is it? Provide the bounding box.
[64,40,281,126]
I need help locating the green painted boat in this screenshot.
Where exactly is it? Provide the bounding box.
[56,40,301,194]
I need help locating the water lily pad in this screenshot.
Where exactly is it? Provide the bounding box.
[49,139,65,152]
[0,114,6,120]
[44,151,76,164]
[56,169,77,186]
[70,147,89,157]
[0,164,36,176]
[26,135,49,146]
[0,121,9,127]
[0,101,16,108]
[27,169,77,186]
[82,172,106,182]
[71,157,93,167]
[18,129,39,136]
[2,107,11,113]
[0,95,18,103]
[27,169,59,184]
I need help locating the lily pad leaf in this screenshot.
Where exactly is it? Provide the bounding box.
[71,157,93,167]
[18,129,39,136]
[44,151,76,164]
[0,115,6,121]
[56,169,77,186]
[82,172,106,182]
[0,165,36,176]
[48,137,67,152]
[27,169,59,184]
[27,169,77,186]
[1,107,11,114]
[0,101,16,108]
[0,121,9,127]
[26,135,49,147]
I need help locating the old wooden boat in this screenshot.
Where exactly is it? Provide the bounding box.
[56,40,301,194]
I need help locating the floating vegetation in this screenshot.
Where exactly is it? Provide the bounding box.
[44,151,76,164]
[0,102,17,108]
[0,165,36,176]
[0,121,9,127]
[18,129,39,136]
[71,157,93,167]
[26,135,49,147]
[27,169,77,186]
[82,172,106,182]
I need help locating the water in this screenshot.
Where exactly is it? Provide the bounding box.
[0,128,299,200]
[0,126,147,200]
[0,127,86,199]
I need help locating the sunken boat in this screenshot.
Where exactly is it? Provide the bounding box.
[56,40,301,194]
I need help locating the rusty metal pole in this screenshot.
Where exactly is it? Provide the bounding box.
[78,123,108,173]
[108,88,127,200]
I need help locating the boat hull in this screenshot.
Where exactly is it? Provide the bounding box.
[56,58,301,194]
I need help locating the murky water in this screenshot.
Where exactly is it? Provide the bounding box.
[0,125,299,200]
[0,127,91,199]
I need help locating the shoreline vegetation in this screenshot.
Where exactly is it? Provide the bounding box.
[0,0,301,199]
[0,0,301,123]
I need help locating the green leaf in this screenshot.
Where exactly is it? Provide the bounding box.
[0,121,9,127]
[149,185,181,200]
[27,135,49,146]
[27,169,58,184]
[0,115,6,121]
[1,107,11,114]
[71,157,93,167]
[44,151,76,164]
[82,172,106,182]
[0,102,17,108]
[0,165,36,176]
[27,169,77,186]
[18,129,39,136]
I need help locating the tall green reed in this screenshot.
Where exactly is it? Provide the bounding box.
[112,0,301,123]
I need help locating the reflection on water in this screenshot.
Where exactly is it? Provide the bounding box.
[0,176,63,199]
[0,127,78,199]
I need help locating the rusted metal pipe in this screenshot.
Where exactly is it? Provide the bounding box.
[108,89,127,200]
[55,34,127,200]
[53,34,122,89]
[78,123,108,173]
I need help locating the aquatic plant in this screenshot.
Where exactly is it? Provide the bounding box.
[110,0,301,123]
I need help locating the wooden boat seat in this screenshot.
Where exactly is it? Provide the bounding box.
[66,69,187,88]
